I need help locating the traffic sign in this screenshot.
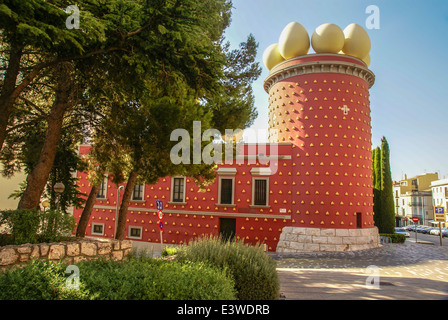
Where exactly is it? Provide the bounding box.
[156,200,163,211]
[158,210,163,220]
[434,207,446,222]
[412,217,419,223]
[158,221,164,231]
[435,207,445,214]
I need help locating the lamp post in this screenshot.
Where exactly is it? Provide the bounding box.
[115,186,125,238]
[53,182,65,211]
[41,199,50,212]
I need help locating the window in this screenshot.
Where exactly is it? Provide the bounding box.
[128,226,142,240]
[132,184,144,201]
[220,178,234,205]
[172,177,185,203]
[97,177,107,199]
[253,178,268,206]
[92,223,104,236]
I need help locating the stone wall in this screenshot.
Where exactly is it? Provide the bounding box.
[0,238,133,271]
[276,227,381,253]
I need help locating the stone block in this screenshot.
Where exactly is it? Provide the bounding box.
[291,227,307,235]
[30,245,40,260]
[81,242,97,256]
[0,248,18,266]
[342,237,357,245]
[17,245,32,254]
[304,243,320,252]
[306,228,321,236]
[335,229,350,237]
[39,244,50,257]
[321,228,336,237]
[327,236,343,245]
[121,240,132,250]
[49,244,65,260]
[66,243,80,257]
[319,244,337,252]
[97,242,112,255]
[112,250,123,261]
[312,236,328,244]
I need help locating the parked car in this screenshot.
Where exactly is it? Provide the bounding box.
[442,229,448,238]
[417,226,431,233]
[395,227,410,238]
[407,225,417,232]
[430,227,446,236]
[422,227,437,234]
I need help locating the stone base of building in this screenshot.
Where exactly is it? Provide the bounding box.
[276,227,381,253]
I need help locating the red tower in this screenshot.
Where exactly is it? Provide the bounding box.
[266,54,380,252]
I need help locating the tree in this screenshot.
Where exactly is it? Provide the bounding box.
[372,137,395,233]
[380,137,395,233]
[2,0,235,210]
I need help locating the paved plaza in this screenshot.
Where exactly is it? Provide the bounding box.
[271,242,448,300]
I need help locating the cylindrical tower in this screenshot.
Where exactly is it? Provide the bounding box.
[266,54,380,252]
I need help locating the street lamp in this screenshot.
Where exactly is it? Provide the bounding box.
[41,199,50,212]
[53,182,65,211]
[115,186,125,238]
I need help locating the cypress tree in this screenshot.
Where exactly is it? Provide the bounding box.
[380,137,396,233]
[372,147,382,229]
[372,137,395,233]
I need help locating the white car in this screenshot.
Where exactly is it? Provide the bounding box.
[395,227,410,238]
[431,228,447,236]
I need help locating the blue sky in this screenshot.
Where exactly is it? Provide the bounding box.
[223,0,448,182]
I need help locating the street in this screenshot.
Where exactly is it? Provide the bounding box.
[407,230,448,246]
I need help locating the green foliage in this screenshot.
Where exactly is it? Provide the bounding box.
[0,259,91,300]
[161,246,179,257]
[0,257,236,300]
[176,236,280,300]
[380,233,406,244]
[0,209,75,245]
[77,256,236,300]
[372,137,395,234]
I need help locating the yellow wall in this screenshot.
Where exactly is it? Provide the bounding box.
[0,171,26,210]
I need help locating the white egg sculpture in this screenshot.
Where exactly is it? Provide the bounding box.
[278,22,310,60]
[342,23,371,60]
[311,23,345,54]
[263,43,285,70]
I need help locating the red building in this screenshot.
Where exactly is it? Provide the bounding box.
[74,44,380,252]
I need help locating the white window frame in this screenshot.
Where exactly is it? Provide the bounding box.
[217,176,235,206]
[131,183,145,201]
[128,226,143,240]
[251,177,269,207]
[91,223,104,236]
[170,176,186,204]
[97,176,108,199]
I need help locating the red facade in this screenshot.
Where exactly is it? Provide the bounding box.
[73,53,376,252]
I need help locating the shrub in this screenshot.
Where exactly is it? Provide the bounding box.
[380,233,406,244]
[0,209,75,246]
[77,256,236,300]
[0,256,236,300]
[161,246,179,257]
[0,259,91,300]
[176,236,280,300]
[0,209,41,245]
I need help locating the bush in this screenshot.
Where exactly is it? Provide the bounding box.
[0,259,91,300]
[161,246,179,257]
[0,256,236,300]
[0,209,75,246]
[380,233,406,243]
[176,236,280,300]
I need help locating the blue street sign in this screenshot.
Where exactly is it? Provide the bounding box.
[158,221,164,231]
[156,200,163,211]
[435,207,445,214]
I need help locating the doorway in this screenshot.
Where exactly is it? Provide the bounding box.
[219,218,236,242]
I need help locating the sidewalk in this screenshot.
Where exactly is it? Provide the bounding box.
[271,242,448,300]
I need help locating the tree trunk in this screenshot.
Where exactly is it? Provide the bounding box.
[17,63,73,210]
[75,180,101,238]
[0,43,23,152]
[115,170,138,240]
